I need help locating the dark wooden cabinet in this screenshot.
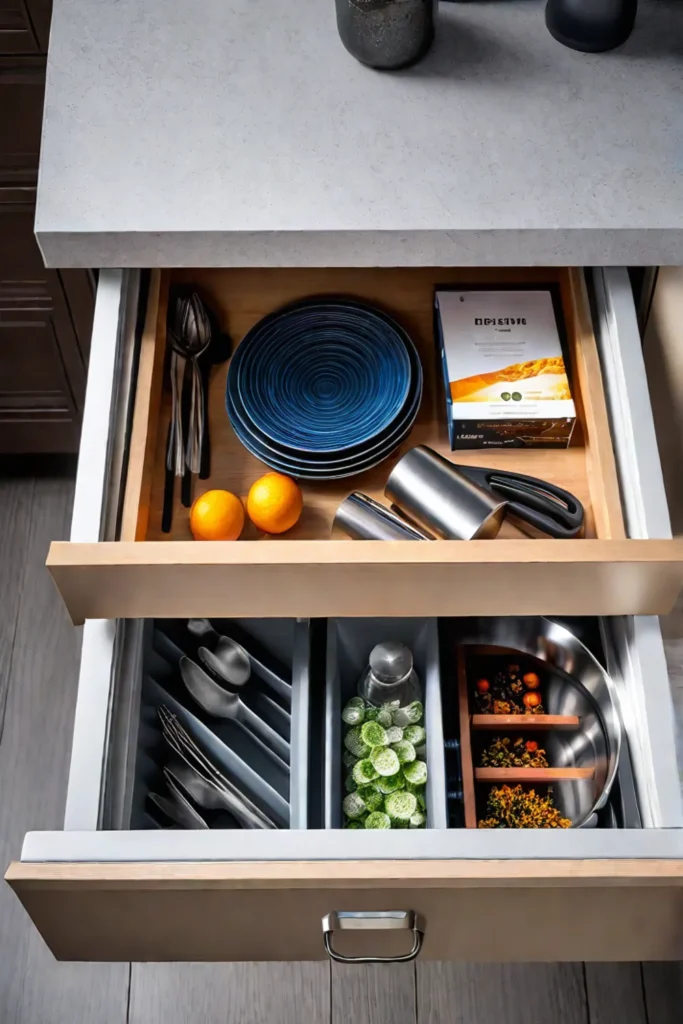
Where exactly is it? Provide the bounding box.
[25,0,51,51]
[0,198,89,452]
[0,0,51,54]
[0,1,39,55]
[0,6,95,453]
[0,57,45,183]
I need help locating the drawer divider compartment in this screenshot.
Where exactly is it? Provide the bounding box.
[108,618,314,831]
[324,617,447,830]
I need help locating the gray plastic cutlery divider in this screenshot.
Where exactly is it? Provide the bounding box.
[121,616,449,831]
[133,618,312,829]
[324,618,448,829]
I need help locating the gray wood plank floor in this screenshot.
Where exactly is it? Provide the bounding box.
[332,963,416,1024]
[129,963,330,1024]
[0,469,129,1024]
[0,465,680,1023]
[417,963,588,1023]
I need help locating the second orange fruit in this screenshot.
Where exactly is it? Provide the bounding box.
[247,472,303,534]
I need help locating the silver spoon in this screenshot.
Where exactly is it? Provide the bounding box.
[179,657,290,765]
[164,773,212,829]
[198,644,291,735]
[188,619,292,708]
[199,638,251,688]
[165,760,275,830]
[148,789,209,830]
[187,617,220,644]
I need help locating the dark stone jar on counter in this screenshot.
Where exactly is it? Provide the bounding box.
[546,0,638,52]
[335,0,437,70]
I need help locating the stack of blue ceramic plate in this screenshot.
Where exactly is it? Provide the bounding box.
[226,300,422,480]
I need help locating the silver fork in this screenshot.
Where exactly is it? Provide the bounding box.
[158,707,276,829]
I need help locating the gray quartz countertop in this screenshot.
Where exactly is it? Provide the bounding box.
[37,0,683,268]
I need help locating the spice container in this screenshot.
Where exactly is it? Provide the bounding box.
[479,736,549,769]
[478,784,571,829]
[451,617,624,829]
[473,665,546,716]
[335,0,437,71]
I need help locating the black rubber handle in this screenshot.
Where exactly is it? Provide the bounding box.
[454,464,584,539]
[180,360,193,508]
[161,421,175,535]
[199,330,231,480]
[198,356,212,480]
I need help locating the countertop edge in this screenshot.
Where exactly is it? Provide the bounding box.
[36,228,683,270]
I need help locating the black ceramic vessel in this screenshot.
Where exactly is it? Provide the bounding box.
[546,0,638,53]
[335,0,437,70]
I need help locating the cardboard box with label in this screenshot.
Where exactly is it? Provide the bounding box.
[435,288,576,449]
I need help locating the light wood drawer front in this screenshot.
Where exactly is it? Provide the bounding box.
[46,266,683,624]
[7,860,683,962]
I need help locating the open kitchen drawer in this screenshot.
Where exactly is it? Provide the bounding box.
[6,268,683,963]
[45,266,683,623]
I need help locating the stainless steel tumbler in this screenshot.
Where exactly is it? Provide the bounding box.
[333,492,431,540]
[385,445,507,540]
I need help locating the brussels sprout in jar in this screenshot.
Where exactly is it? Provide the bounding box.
[341,697,427,829]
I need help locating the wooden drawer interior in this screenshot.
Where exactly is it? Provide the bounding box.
[125,267,624,544]
[46,266,683,623]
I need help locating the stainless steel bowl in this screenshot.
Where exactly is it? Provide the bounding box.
[456,617,622,828]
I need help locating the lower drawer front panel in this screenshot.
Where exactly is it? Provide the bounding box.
[7,860,683,962]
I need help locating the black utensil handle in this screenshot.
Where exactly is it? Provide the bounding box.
[180,359,193,507]
[181,469,193,507]
[486,472,582,517]
[486,474,584,539]
[455,463,584,539]
[162,422,175,534]
[199,359,211,480]
[506,497,577,539]
[198,328,231,480]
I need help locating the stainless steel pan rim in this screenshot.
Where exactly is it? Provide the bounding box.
[457,616,622,829]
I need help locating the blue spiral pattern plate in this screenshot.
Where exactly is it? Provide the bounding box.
[226,300,422,480]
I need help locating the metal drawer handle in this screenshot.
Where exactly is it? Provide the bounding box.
[322,910,424,965]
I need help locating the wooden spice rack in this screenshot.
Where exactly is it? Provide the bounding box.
[475,767,594,783]
[471,714,580,731]
[456,645,590,828]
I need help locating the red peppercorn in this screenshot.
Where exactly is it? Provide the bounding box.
[525,740,538,753]
[476,679,490,694]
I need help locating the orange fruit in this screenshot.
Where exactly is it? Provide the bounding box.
[190,489,244,541]
[247,472,303,534]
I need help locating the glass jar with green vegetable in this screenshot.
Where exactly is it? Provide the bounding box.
[341,695,427,829]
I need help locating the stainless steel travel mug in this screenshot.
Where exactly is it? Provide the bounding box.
[333,492,431,541]
[385,445,507,540]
